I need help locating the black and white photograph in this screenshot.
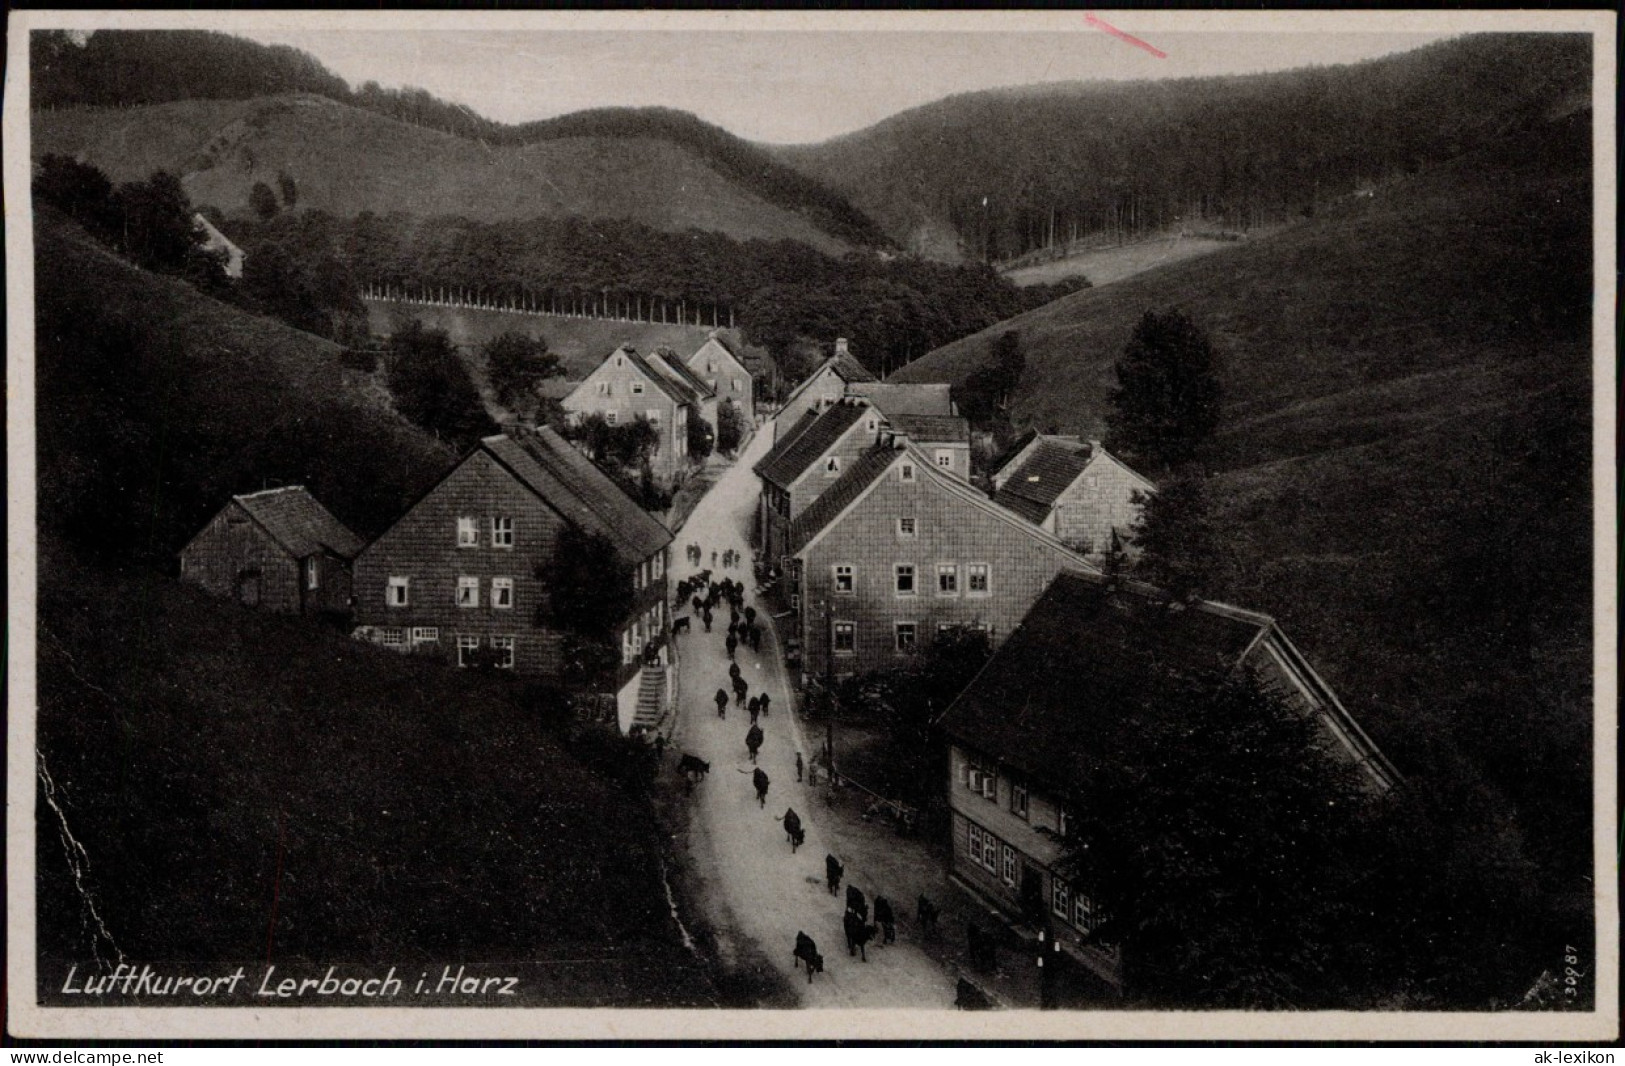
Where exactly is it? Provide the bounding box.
[4,9,1616,1043]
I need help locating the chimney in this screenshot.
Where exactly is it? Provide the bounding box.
[1087,439,1102,456]
[834,338,849,357]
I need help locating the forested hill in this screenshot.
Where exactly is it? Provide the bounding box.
[777,33,1591,262]
[30,29,887,250]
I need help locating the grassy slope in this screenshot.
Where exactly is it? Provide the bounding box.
[889,113,1593,777]
[363,299,758,380]
[36,547,711,1005]
[34,95,852,253]
[31,215,716,1004]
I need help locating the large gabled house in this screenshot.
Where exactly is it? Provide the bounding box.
[935,570,1400,990]
[684,330,755,423]
[180,486,363,616]
[560,344,707,485]
[352,426,674,734]
[782,434,1099,678]
[991,437,1156,557]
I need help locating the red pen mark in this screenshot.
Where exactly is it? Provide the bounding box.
[1084,12,1168,59]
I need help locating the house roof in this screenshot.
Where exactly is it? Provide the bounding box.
[992,438,1094,522]
[935,571,1274,791]
[848,381,954,417]
[755,401,871,488]
[481,428,671,566]
[786,445,901,553]
[649,347,715,401]
[989,431,1082,482]
[231,486,363,560]
[779,350,878,411]
[887,413,970,444]
[756,409,821,476]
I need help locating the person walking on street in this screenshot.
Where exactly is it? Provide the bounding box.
[725,633,738,660]
[795,751,804,782]
[748,696,761,725]
[759,692,771,718]
[715,688,729,719]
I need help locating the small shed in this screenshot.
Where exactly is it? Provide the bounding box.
[179,486,363,616]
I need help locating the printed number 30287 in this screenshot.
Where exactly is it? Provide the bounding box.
[1563,945,1584,998]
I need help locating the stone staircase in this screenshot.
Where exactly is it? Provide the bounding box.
[631,664,670,733]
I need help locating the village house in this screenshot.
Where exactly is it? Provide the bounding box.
[180,486,362,616]
[991,435,1156,557]
[684,330,755,423]
[782,434,1098,679]
[848,380,957,419]
[560,344,708,485]
[351,426,674,734]
[754,400,973,560]
[935,570,1400,990]
[772,339,877,439]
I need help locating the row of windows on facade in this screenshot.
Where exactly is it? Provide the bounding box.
[596,377,744,397]
[374,627,516,667]
[829,618,995,654]
[620,601,667,663]
[822,452,951,478]
[386,576,516,608]
[963,762,1063,833]
[831,560,992,597]
[965,821,1105,939]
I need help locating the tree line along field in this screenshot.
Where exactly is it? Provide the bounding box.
[896,105,1595,994]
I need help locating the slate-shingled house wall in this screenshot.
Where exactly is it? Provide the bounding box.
[180,486,362,616]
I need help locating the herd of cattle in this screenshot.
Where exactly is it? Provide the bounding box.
[664,554,986,1007]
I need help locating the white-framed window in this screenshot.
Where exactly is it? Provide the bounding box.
[824,456,841,477]
[965,822,1000,876]
[596,381,611,396]
[622,629,635,664]
[1073,891,1096,933]
[894,564,916,596]
[899,462,916,482]
[1053,879,1072,920]
[646,408,661,427]
[894,621,917,652]
[937,563,958,596]
[457,516,478,547]
[732,377,741,392]
[491,517,514,548]
[492,577,514,609]
[305,557,319,590]
[833,621,855,653]
[456,576,479,608]
[490,635,516,669]
[387,576,410,607]
[1011,783,1029,820]
[967,563,991,596]
[1002,843,1017,887]
[410,627,439,646]
[896,517,917,539]
[833,564,855,594]
[1086,475,1099,489]
[632,381,644,395]
[935,449,954,468]
[380,627,407,648]
[606,411,618,426]
[457,635,480,667]
[965,763,997,801]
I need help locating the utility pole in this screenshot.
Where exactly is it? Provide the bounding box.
[1037,923,1060,1009]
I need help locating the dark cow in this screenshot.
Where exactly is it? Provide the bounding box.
[845,885,868,922]
[671,616,691,635]
[844,911,877,961]
[732,675,749,704]
[746,724,764,764]
[874,896,896,944]
[916,894,939,938]
[793,932,823,982]
[677,753,710,793]
[758,692,771,718]
[728,662,742,680]
[753,767,770,808]
[744,606,757,625]
[782,807,804,852]
[825,854,844,895]
[725,634,738,660]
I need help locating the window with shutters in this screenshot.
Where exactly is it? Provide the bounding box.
[965,762,997,801]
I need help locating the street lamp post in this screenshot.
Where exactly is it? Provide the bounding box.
[1037,924,1060,1009]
